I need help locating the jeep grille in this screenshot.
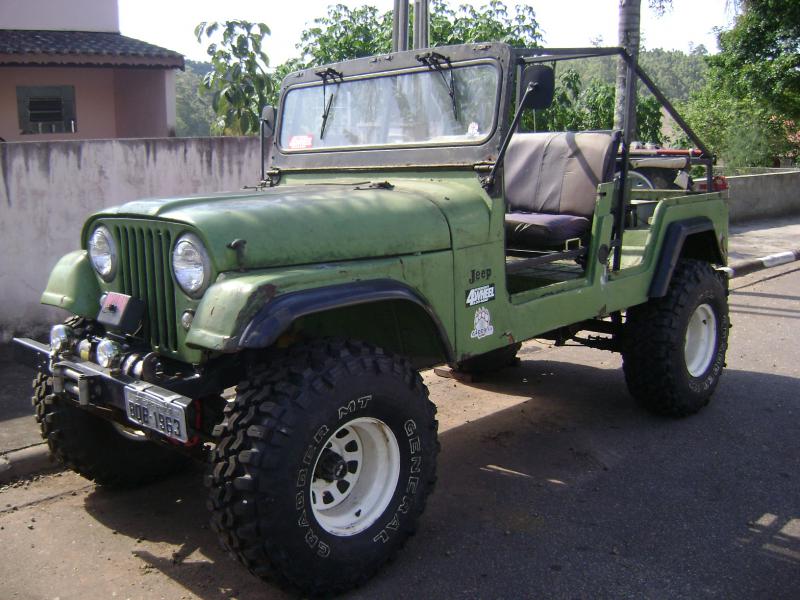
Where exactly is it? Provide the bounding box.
[110,223,178,352]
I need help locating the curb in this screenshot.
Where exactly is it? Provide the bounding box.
[724,249,800,279]
[0,444,59,484]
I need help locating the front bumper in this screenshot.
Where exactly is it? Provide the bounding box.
[13,337,197,442]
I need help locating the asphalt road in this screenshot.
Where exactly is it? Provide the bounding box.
[1,263,798,599]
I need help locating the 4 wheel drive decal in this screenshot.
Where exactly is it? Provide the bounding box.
[466,284,495,306]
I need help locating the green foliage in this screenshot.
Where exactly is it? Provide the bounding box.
[297,5,393,66]
[580,81,616,130]
[639,48,707,103]
[535,69,662,143]
[682,0,799,166]
[429,0,541,47]
[682,86,795,168]
[195,3,542,136]
[708,0,799,120]
[564,48,707,104]
[175,60,216,137]
[195,20,275,135]
[296,0,542,68]
[636,95,663,144]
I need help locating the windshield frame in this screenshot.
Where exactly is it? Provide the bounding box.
[278,59,502,154]
[270,43,513,172]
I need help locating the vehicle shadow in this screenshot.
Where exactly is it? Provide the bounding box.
[83,358,800,599]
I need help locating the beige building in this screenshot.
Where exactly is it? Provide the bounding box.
[0,0,183,141]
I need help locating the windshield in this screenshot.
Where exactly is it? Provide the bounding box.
[279,63,500,151]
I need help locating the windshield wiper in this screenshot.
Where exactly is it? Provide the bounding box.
[315,67,343,139]
[416,51,458,120]
[320,93,335,139]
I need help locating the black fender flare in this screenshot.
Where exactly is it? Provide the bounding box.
[237,279,454,362]
[649,217,723,298]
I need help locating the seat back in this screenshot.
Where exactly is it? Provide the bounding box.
[504,131,618,218]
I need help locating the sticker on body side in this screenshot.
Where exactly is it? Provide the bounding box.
[466,284,495,306]
[470,307,494,339]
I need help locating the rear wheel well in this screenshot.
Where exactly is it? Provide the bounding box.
[680,230,724,265]
[649,220,725,298]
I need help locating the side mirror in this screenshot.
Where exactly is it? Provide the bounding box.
[519,65,555,110]
[260,106,276,182]
[261,106,276,138]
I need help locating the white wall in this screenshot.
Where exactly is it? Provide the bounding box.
[726,171,800,224]
[0,136,260,337]
[0,0,119,32]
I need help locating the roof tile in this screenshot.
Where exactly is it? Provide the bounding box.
[0,29,183,66]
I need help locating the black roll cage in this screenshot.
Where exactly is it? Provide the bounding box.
[512,47,715,271]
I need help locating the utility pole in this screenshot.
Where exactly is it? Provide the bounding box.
[614,0,640,143]
[412,0,430,50]
[393,0,429,51]
[392,0,409,52]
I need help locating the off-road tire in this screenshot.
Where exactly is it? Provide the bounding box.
[32,317,190,487]
[206,339,438,596]
[622,259,729,417]
[457,342,522,375]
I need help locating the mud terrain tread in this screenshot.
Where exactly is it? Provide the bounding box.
[622,259,729,417]
[206,339,439,595]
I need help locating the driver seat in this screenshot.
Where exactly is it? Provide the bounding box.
[504,131,619,250]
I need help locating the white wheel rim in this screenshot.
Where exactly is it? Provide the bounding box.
[310,417,400,537]
[684,303,717,377]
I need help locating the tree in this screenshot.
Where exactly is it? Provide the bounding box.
[709,0,799,119]
[613,0,673,137]
[614,0,642,135]
[539,69,663,143]
[175,60,216,137]
[428,0,541,47]
[682,0,800,167]
[195,20,275,135]
[297,5,392,66]
[297,0,542,68]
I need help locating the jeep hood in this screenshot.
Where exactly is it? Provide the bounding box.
[92,184,453,271]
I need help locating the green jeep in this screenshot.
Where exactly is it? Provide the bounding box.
[14,43,729,594]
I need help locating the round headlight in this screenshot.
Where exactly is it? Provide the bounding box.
[88,226,117,281]
[50,324,75,354]
[96,339,122,369]
[172,233,211,297]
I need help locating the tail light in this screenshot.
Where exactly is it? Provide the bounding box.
[695,175,728,192]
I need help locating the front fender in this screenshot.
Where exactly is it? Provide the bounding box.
[186,271,454,364]
[41,250,101,317]
[237,279,452,360]
[184,273,279,352]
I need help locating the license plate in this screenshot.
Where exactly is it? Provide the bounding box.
[124,383,190,442]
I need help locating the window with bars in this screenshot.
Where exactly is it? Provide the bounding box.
[16,85,77,134]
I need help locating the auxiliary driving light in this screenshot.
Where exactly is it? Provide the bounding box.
[49,324,74,354]
[96,339,122,369]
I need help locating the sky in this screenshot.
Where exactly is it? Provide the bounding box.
[118,0,735,66]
